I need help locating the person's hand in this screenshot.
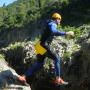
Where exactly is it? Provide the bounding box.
[66,31,74,37]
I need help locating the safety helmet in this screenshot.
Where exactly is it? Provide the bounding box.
[52,13,61,20]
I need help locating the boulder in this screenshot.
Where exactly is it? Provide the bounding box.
[0,59,31,90]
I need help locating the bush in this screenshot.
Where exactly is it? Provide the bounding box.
[63,51,71,61]
[63,26,81,39]
[6,42,22,50]
[0,54,5,60]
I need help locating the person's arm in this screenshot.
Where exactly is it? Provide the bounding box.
[49,23,66,36]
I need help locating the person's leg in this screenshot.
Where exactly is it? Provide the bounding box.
[24,62,44,76]
[46,48,68,85]
[41,44,61,77]
[24,54,45,76]
[46,50,60,77]
[18,54,45,82]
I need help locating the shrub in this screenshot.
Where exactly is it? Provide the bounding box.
[0,54,5,60]
[59,26,81,39]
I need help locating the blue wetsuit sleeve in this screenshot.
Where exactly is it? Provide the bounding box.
[49,22,66,36]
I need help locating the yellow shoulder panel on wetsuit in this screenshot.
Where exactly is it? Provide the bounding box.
[35,42,47,55]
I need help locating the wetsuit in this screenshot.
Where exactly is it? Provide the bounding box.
[24,20,66,77]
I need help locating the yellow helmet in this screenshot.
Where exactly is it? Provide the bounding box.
[52,13,61,20]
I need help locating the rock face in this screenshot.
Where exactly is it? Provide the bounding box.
[0,59,31,90]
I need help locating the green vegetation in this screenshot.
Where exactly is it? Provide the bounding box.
[0,0,89,46]
[0,54,5,60]
[0,0,89,29]
[4,42,24,64]
[0,0,90,47]
[6,42,22,50]
[63,51,71,61]
[64,26,81,39]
